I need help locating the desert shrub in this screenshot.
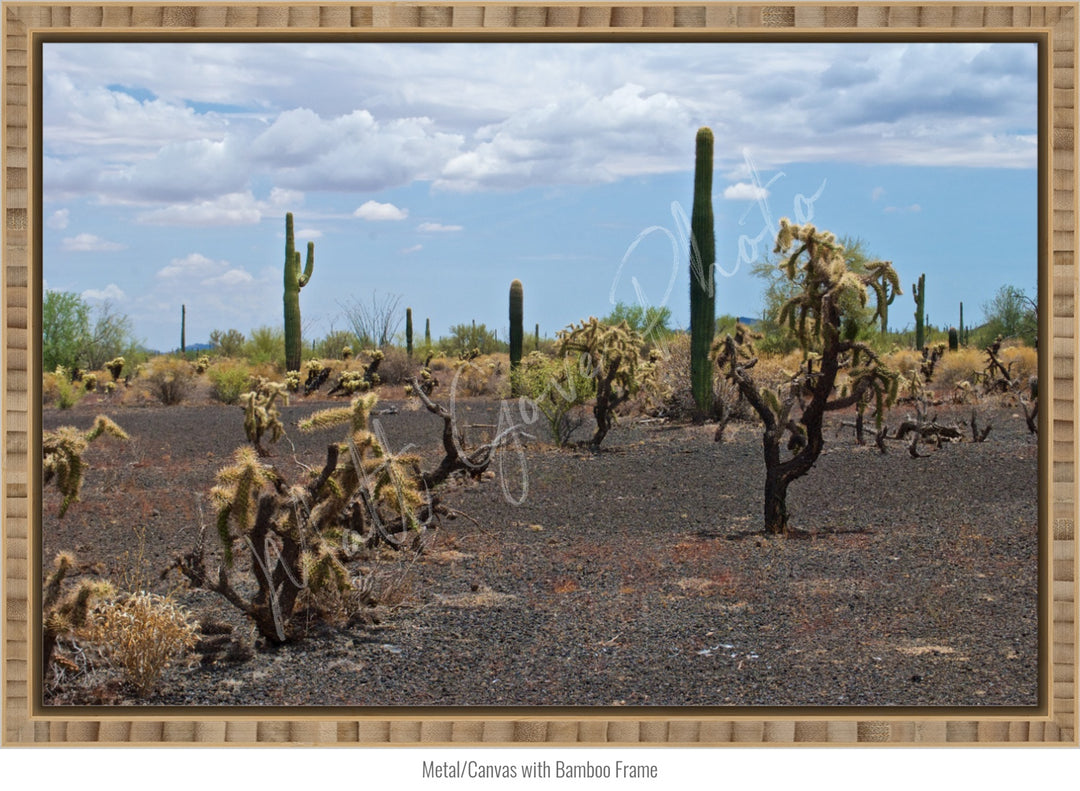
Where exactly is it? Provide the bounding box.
[1000,344,1037,384]
[930,348,985,393]
[449,354,504,397]
[207,359,254,404]
[375,346,415,385]
[47,366,85,409]
[243,326,285,370]
[315,329,358,360]
[84,591,198,697]
[511,351,595,445]
[209,328,246,358]
[143,356,195,405]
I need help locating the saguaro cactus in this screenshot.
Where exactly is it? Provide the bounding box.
[509,279,524,394]
[406,307,414,358]
[959,302,965,346]
[180,304,186,356]
[535,322,540,352]
[425,318,431,347]
[913,273,926,350]
[689,127,717,415]
[283,212,314,374]
[948,326,959,352]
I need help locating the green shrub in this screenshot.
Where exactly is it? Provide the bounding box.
[511,351,595,445]
[207,360,254,405]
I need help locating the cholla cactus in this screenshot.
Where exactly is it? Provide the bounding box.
[240,377,288,456]
[177,391,426,644]
[718,219,900,535]
[82,373,98,392]
[195,355,211,374]
[42,552,115,683]
[105,357,125,381]
[283,370,301,392]
[557,317,656,448]
[43,415,128,517]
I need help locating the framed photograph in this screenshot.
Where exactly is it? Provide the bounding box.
[3,2,1076,746]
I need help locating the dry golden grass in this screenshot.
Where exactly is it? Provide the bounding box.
[84,591,198,697]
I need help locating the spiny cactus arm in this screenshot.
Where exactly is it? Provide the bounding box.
[298,242,314,288]
[716,335,779,434]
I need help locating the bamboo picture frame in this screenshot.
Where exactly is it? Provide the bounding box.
[2,1,1076,746]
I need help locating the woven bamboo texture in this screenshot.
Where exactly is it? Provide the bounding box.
[2,1,1077,746]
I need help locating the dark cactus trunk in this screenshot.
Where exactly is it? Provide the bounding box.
[509,279,524,395]
[425,318,431,347]
[283,213,314,374]
[406,307,414,358]
[948,326,959,351]
[959,302,965,346]
[689,128,716,416]
[913,273,926,351]
[535,323,540,352]
[180,304,186,356]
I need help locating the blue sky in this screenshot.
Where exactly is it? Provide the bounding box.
[42,41,1038,352]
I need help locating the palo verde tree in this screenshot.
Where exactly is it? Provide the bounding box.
[716,219,901,536]
[283,212,315,373]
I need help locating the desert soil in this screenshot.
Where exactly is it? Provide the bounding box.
[41,391,1039,709]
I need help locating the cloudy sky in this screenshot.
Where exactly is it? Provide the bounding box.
[42,41,1038,352]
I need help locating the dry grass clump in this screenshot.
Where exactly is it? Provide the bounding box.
[931,348,985,392]
[84,591,198,697]
[999,345,1037,383]
[450,353,505,396]
[142,356,196,405]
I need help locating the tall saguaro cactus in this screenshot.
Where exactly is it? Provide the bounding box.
[406,307,414,358]
[689,127,717,415]
[180,304,186,356]
[283,212,314,373]
[913,273,926,350]
[509,279,524,395]
[959,302,965,346]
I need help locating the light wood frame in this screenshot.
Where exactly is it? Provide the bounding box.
[3,1,1076,746]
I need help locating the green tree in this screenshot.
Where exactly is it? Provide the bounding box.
[209,328,246,357]
[601,301,673,344]
[43,291,90,372]
[979,285,1037,347]
[84,301,139,370]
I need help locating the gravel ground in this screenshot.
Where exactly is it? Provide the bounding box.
[42,392,1039,708]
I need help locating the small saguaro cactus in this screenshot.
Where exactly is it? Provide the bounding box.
[180,304,186,356]
[959,302,965,346]
[406,307,414,358]
[509,279,524,394]
[425,317,431,347]
[948,326,959,352]
[913,273,926,350]
[689,127,717,416]
[535,322,540,352]
[283,212,315,374]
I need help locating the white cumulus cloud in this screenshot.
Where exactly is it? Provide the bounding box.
[355,200,409,221]
[417,222,463,232]
[82,283,126,301]
[723,183,770,202]
[61,233,125,252]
